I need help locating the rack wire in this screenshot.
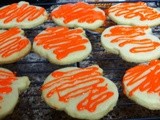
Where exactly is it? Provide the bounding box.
[0,0,160,120]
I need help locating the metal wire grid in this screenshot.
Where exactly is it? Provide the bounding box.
[0,1,160,120]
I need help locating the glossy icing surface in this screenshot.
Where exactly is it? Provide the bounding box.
[109,2,160,21]
[0,27,29,58]
[123,60,160,96]
[0,2,45,23]
[51,2,105,24]
[0,69,16,102]
[42,66,114,112]
[104,26,160,53]
[34,27,88,60]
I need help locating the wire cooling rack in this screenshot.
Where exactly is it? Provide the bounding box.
[0,0,160,120]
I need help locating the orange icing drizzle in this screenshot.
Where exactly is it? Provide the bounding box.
[0,69,16,102]
[41,66,114,112]
[51,2,105,23]
[0,3,45,23]
[104,26,160,53]
[0,27,29,58]
[123,60,160,96]
[34,27,88,60]
[109,2,160,21]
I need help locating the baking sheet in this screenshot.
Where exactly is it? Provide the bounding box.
[0,1,160,120]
